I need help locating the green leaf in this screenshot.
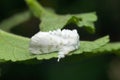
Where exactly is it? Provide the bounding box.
[0,11,31,31]
[92,42,120,54]
[72,36,109,55]
[0,30,35,61]
[40,12,97,33]
[0,30,109,62]
[25,0,97,33]
[40,14,71,31]
[68,12,97,33]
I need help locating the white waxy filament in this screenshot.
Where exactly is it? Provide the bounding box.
[29,29,80,62]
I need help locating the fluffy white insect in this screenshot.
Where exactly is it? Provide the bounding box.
[29,29,80,62]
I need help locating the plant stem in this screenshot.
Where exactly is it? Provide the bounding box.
[25,0,48,18]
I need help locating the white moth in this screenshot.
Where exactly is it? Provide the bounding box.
[29,29,80,62]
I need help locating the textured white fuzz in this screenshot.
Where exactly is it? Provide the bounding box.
[29,29,80,62]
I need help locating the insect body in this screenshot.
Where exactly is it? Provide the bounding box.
[29,29,80,61]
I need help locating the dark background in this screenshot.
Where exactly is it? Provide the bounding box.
[0,0,120,80]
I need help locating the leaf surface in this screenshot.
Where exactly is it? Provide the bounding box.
[0,30,110,62]
[72,36,109,55]
[0,30,34,61]
[26,0,97,33]
[92,42,120,54]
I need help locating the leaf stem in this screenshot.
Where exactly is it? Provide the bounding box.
[25,0,48,18]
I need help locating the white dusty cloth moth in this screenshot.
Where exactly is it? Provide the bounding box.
[29,29,80,62]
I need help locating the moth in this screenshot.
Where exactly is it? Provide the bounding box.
[29,29,80,62]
